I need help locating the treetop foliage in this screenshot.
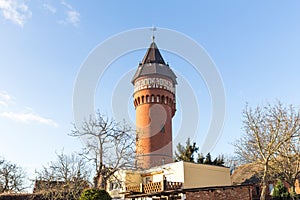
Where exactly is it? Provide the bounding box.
[174,138,198,163]
[79,188,111,200]
[174,138,225,167]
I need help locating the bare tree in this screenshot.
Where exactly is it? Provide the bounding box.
[234,102,300,200]
[70,112,136,190]
[0,158,26,193]
[271,133,300,199]
[35,151,90,200]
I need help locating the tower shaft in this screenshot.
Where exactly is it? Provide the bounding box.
[132,41,177,169]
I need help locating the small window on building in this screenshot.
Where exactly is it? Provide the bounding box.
[142,96,144,103]
[146,95,150,103]
[109,182,114,191]
[145,177,151,184]
[114,183,120,190]
[109,182,121,190]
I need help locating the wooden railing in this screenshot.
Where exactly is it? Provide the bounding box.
[125,185,141,193]
[143,182,162,193]
[165,181,182,191]
[125,181,182,194]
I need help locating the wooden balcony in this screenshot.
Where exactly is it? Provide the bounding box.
[125,181,182,194]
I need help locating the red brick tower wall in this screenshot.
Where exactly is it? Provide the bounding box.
[133,76,176,169]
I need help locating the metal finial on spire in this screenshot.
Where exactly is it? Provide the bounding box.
[151,26,157,42]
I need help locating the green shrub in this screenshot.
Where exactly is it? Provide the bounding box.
[79,188,111,200]
[272,180,289,198]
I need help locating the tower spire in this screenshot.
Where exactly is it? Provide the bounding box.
[151,26,157,42]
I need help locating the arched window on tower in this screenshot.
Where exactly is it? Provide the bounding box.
[161,96,165,104]
[157,95,160,103]
[146,95,150,103]
[138,97,140,105]
[151,95,155,102]
[141,96,144,104]
[134,99,137,107]
[165,96,169,104]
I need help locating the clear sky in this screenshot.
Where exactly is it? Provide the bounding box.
[1,0,300,186]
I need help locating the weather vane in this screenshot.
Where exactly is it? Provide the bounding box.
[151,26,157,42]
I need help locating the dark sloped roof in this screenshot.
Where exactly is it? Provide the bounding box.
[141,42,166,65]
[131,42,177,84]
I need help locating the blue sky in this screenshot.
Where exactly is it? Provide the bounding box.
[1,0,300,184]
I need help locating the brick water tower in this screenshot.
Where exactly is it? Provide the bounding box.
[132,39,177,169]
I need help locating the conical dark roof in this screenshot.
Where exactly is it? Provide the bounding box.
[131,42,177,84]
[141,42,166,65]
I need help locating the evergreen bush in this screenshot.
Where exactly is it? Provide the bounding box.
[79,189,111,200]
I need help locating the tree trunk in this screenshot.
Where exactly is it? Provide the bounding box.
[260,162,268,200]
[93,171,106,190]
[260,184,266,200]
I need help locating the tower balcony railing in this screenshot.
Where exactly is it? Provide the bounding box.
[125,181,183,194]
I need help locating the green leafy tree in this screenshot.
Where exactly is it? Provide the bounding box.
[174,138,199,162]
[79,188,111,200]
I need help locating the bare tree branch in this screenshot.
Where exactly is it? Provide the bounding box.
[0,158,26,193]
[70,111,136,190]
[34,151,90,200]
[234,101,300,200]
